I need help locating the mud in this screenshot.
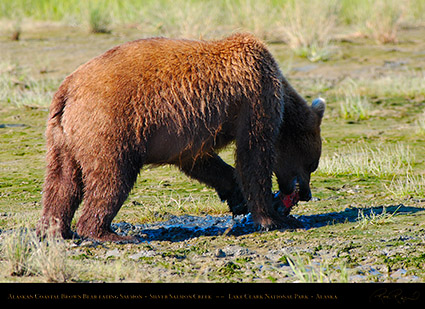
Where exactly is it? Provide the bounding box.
[112,204,422,242]
[112,214,259,242]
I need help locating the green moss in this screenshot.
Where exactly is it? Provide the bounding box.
[1,20,425,283]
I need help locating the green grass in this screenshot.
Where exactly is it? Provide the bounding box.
[355,205,402,230]
[385,174,425,199]
[279,0,339,61]
[287,253,349,283]
[416,112,425,135]
[89,5,112,34]
[338,79,372,121]
[318,143,414,178]
[1,1,425,283]
[2,0,425,56]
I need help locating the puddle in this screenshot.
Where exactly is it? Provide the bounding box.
[0,123,28,128]
[112,213,260,242]
[111,211,333,242]
[111,204,424,242]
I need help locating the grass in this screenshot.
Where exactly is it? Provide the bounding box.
[351,0,404,44]
[338,79,371,121]
[317,143,414,178]
[1,224,74,282]
[1,0,425,284]
[355,205,402,230]
[416,112,425,135]
[279,0,339,62]
[2,0,425,58]
[385,174,425,199]
[356,71,425,100]
[89,5,112,34]
[287,254,349,283]
[124,191,228,224]
[1,228,33,277]
[0,61,59,108]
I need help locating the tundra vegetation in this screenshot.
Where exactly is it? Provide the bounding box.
[1,0,425,283]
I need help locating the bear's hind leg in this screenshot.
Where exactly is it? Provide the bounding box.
[76,156,140,242]
[179,153,247,215]
[38,146,83,239]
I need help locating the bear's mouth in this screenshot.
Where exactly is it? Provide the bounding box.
[273,190,300,216]
[279,176,311,202]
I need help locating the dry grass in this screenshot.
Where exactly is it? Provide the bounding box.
[1,228,33,277]
[355,205,401,230]
[89,5,112,34]
[416,112,425,135]
[1,0,425,284]
[318,143,414,178]
[225,0,279,41]
[286,253,349,283]
[0,61,59,108]
[337,79,372,121]
[385,174,425,199]
[2,0,425,61]
[356,71,425,99]
[359,0,405,44]
[278,0,339,61]
[1,225,76,282]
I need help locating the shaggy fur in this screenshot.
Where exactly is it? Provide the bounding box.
[38,33,324,241]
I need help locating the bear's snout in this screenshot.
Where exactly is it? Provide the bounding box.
[297,176,312,202]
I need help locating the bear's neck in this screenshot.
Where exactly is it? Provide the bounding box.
[281,79,313,134]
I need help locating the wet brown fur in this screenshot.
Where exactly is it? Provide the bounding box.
[38,33,324,241]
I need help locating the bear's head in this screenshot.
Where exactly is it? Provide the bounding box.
[274,97,325,202]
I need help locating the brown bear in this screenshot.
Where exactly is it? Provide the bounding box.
[37,33,325,242]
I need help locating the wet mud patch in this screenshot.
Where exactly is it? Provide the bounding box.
[112,204,424,242]
[112,214,260,242]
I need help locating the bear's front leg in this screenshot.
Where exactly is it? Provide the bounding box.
[234,100,295,230]
[235,140,280,228]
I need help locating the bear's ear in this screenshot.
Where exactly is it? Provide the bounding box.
[312,97,326,119]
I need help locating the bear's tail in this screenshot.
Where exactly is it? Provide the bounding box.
[38,80,83,239]
[48,79,69,125]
